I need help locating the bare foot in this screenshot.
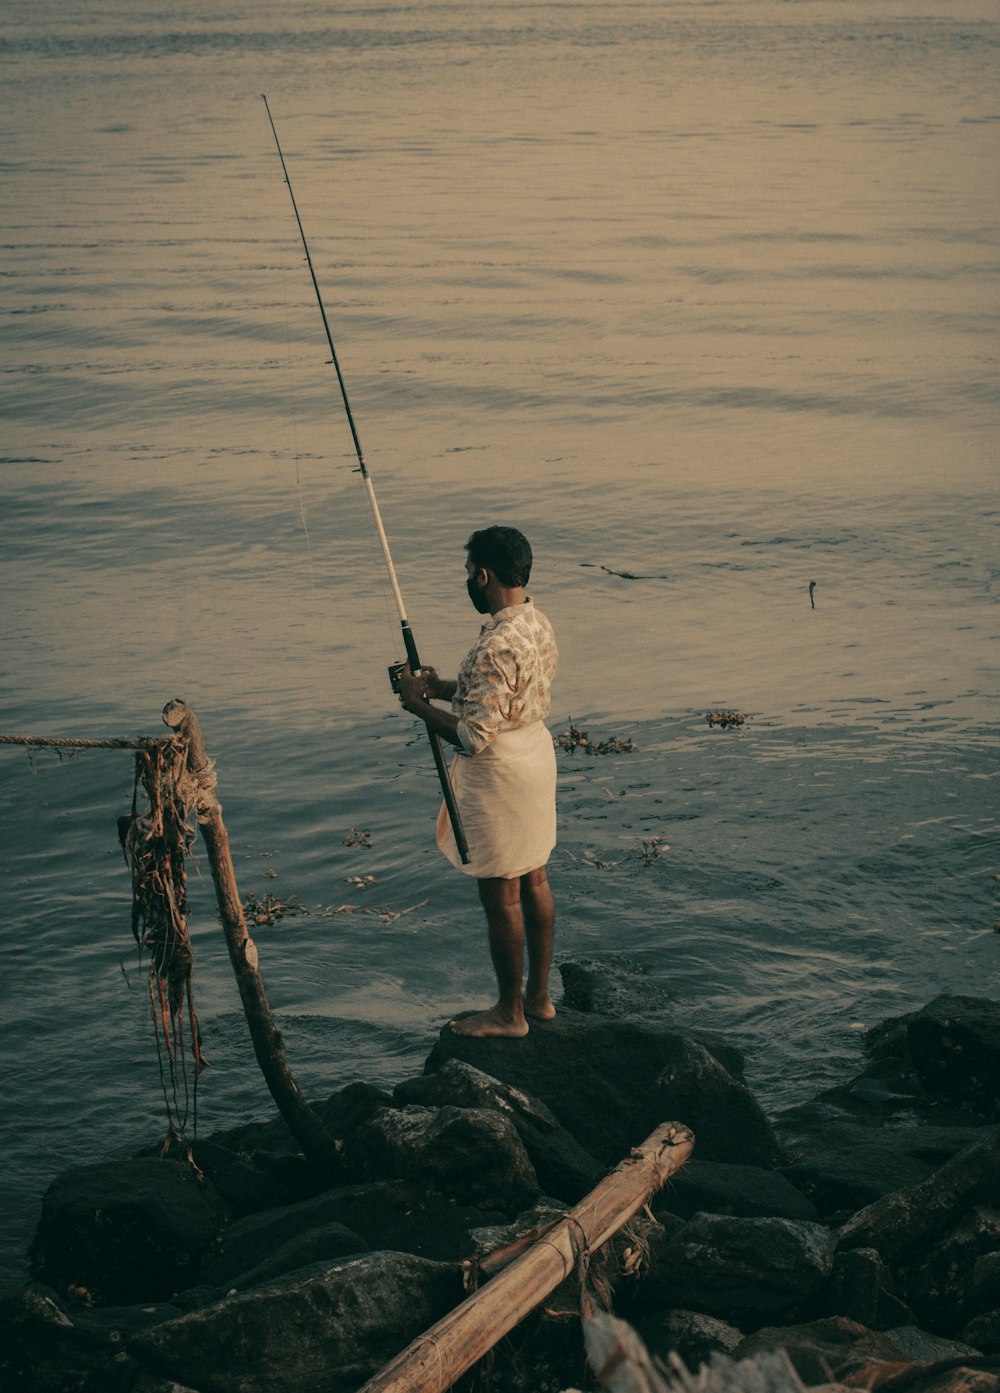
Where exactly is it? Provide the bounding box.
[449,1007,529,1039]
[525,996,556,1022]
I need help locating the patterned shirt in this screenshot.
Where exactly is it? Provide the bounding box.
[453,599,558,755]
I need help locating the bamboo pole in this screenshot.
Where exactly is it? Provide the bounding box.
[358,1121,695,1393]
[161,699,338,1174]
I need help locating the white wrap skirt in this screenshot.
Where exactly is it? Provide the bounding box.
[437,720,557,879]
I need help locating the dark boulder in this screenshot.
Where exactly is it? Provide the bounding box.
[312,1081,395,1138]
[199,1081,392,1208]
[838,1128,1000,1338]
[0,1279,180,1393]
[30,1158,230,1306]
[556,961,746,1077]
[866,996,1000,1121]
[777,1119,968,1221]
[838,1127,1000,1266]
[636,1307,744,1370]
[967,1255,1000,1332]
[345,1103,540,1215]
[774,1331,997,1393]
[633,1213,835,1328]
[198,1191,368,1292]
[883,1328,986,1362]
[183,1140,280,1218]
[841,1356,1000,1392]
[773,996,998,1225]
[659,1158,819,1223]
[558,958,674,1016]
[0,1280,102,1392]
[210,1220,368,1294]
[129,1375,203,1393]
[821,1245,914,1330]
[736,1316,910,1384]
[904,1207,1000,1337]
[393,1058,603,1203]
[425,1014,779,1168]
[129,1250,464,1393]
[199,1179,505,1291]
[208,1082,392,1159]
[963,1310,1000,1356]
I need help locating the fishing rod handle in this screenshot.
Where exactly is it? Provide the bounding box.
[400,622,471,865]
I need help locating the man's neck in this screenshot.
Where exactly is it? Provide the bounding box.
[489,586,526,615]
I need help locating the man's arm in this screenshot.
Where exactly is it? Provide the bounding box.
[421,668,457,702]
[397,668,463,748]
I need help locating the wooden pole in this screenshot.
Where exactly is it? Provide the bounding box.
[161,699,338,1174]
[357,1121,695,1393]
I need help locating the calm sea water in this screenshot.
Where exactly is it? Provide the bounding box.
[1,0,998,1285]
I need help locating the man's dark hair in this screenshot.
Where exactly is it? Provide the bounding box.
[465,526,533,587]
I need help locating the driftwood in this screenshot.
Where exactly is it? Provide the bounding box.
[358,1121,695,1393]
[161,699,338,1174]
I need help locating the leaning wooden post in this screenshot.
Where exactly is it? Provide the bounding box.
[358,1121,695,1393]
[161,698,338,1173]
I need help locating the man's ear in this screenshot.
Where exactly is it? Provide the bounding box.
[475,567,489,588]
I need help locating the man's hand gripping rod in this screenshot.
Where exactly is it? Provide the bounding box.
[262,94,470,864]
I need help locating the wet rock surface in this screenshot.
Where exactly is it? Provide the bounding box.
[393,1057,603,1202]
[633,1213,836,1326]
[3,984,999,1393]
[129,1250,463,1393]
[425,1009,781,1168]
[29,1158,231,1306]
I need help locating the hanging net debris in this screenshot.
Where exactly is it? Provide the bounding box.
[119,735,206,1145]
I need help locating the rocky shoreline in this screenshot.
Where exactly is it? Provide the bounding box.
[3,978,999,1392]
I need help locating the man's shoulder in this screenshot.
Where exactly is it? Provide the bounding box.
[491,602,554,641]
[524,604,556,642]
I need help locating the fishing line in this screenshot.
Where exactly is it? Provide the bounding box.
[263,122,399,643]
[261,94,470,863]
[264,136,316,590]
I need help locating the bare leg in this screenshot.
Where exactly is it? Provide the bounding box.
[522,865,556,1021]
[450,876,529,1038]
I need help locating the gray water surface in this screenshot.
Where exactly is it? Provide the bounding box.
[1,0,998,1285]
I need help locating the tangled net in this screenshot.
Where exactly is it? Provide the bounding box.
[119,736,206,1145]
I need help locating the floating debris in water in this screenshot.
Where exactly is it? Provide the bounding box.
[345,874,377,890]
[344,826,372,847]
[706,710,747,729]
[243,891,307,927]
[555,721,637,755]
[566,836,669,870]
[638,836,670,866]
[598,565,670,580]
[595,735,638,754]
[322,898,428,924]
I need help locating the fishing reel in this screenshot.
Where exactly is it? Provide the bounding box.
[387,661,407,694]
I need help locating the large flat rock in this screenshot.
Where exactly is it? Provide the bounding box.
[425,1012,779,1168]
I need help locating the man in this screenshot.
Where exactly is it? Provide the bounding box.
[397,526,558,1038]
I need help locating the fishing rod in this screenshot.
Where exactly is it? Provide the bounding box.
[262,93,470,865]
